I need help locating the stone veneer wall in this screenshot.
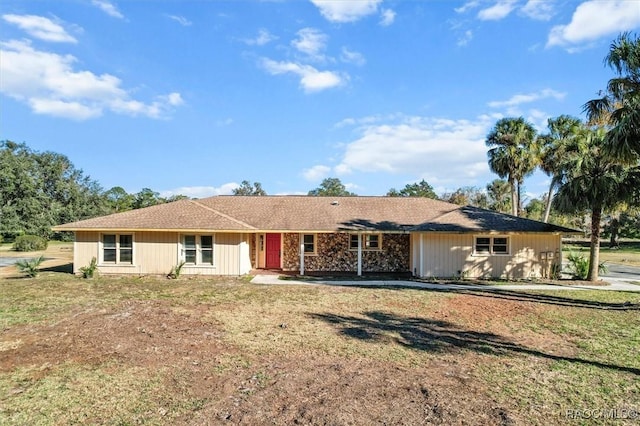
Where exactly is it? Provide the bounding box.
[282,233,410,273]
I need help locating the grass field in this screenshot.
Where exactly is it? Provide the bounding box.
[563,241,640,267]
[1,271,639,425]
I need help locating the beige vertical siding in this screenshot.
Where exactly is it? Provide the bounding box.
[73,231,250,276]
[414,233,561,279]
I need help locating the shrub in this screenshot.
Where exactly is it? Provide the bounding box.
[0,234,3,244]
[15,255,45,277]
[79,257,98,279]
[566,252,608,280]
[13,235,48,252]
[168,261,186,279]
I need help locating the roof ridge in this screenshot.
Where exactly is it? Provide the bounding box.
[188,199,257,230]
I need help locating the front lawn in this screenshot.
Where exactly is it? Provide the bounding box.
[1,273,638,425]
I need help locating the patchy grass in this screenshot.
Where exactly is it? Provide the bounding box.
[1,274,639,425]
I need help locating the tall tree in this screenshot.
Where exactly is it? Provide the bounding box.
[486,117,538,216]
[584,32,640,163]
[232,180,267,196]
[442,186,487,208]
[133,188,162,209]
[538,115,582,222]
[485,179,511,214]
[387,179,438,198]
[308,178,356,196]
[553,125,635,281]
[0,141,108,238]
[104,186,134,213]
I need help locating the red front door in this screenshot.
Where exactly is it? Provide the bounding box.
[265,233,281,269]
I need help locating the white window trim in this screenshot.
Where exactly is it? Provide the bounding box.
[473,235,511,256]
[99,233,136,266]
[179,234,216,267]
[349,233,383,251]
[302,233,318,256]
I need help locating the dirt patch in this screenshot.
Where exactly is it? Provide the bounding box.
[1,298,518,425]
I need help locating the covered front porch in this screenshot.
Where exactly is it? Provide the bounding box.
[250,232,411,276]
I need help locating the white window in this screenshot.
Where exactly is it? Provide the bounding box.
[349,234,383,251]
[182,235,214,265]
[102,234,133,264]
[474,236,510,255]
[302,234,316,254]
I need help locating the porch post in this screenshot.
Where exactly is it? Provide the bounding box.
[419,233,424,277]
[357,232,362,276]
[299,233,305,276]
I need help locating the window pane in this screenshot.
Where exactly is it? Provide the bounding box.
[120,249,133,264]
[184,235,196,249]
[201,235,213,249]
[366,235,380,249]
[475,236,490,253]
[303,234,315,253]
[493,237,508,254]
[120,234,132,248]
[201,250,213,264]
[185,250,197,264]
[350,235,359,249]
[103,234,116,248]
[104,248,116,263]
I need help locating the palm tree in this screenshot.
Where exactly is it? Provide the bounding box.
[486,117,538,216]
[538,115,581,222]
[583,32,640,162]
[553,125,632,281]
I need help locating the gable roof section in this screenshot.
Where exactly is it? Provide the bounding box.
[53,196,578,234]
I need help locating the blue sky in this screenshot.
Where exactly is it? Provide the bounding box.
[2,1,639,200]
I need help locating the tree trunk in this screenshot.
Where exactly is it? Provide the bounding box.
[509,177,518,216]
[587,207,602,282]
[609,217,620,248]
[543,182,554,223]
[517,181,522,217]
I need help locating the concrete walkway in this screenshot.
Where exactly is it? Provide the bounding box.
[250,274,640,292]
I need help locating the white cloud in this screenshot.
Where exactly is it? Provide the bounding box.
[91,0,124,19]
[520,0,555,21]
[244,29,277,46]
[547,0,640,49]
[340,47,366,66]
[292,28,328,60]
[455,1,480,14]
[488,88,566,108]
[261,58,345,93]
[167,15,192,26]
[477,0,518,21]
[310,0,382,23]
[0,39,182,120]
[380,9,396,26]
[457,30,473,47]
[335,115,495,188]
[2,14,77,43]
[303,165,331,181]
[160,183,239,199]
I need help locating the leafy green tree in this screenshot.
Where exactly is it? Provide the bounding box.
[387,179,438,198]
[553,125,636,281]
[486,117,538,216]
[104,186,135,213]
[584,32,640,163]
[0,141,108,239]
[232,180,267,196]
[442,186,487,208]
[308,178,356,196]
[164,194,190,202]
[523,198,545,221]
[133,188,162,209]
[538,115,582,222]
[485,179,511,213]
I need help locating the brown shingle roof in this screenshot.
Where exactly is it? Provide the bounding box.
[53,196,578,234]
